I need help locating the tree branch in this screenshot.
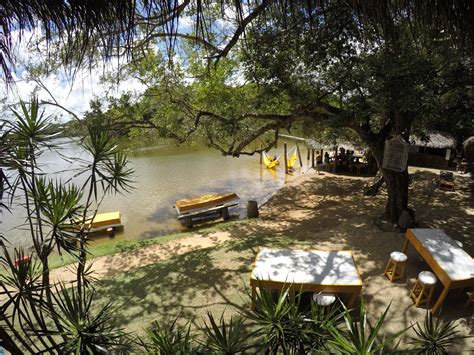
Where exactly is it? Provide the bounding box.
[208,0,272,61]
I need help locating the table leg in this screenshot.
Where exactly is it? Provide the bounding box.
[401,236,409,254]
[432,285,450,315]
[251,285,256,310]
[347,289,360,308]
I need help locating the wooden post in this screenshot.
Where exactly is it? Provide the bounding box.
[247,200,259,218]
[307,147,310,160]
[284,143,288,174]
[311,149,315,168]
[296,144,303,167]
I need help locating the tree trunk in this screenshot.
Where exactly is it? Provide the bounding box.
[382,168,409,222]
[368,139,410,224]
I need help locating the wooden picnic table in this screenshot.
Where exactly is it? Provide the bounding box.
[250,248,363,307]
[402,229,474,314]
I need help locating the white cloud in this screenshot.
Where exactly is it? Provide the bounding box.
[2,29,147,122]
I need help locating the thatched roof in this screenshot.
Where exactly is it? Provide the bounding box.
[410,131,456,149]
[1,1,473,85]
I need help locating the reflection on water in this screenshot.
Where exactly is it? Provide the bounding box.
[0,139,309,247]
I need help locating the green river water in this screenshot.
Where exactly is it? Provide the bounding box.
[1,139,309,248]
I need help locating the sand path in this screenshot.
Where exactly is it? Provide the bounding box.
[50,231,233,284]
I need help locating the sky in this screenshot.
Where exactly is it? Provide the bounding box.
[1,29,147,122]
[0,5,242,122]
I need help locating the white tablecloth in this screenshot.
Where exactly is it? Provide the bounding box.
[411,229,474,281]
[251,248,362,285]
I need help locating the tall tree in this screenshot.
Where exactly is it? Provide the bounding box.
[91,3,472,222]
[2,1,473,222]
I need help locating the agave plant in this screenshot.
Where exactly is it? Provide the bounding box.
[409,311,461,354]
[327,301,409,354]
[141,318,197,354]
[304,296,343,351]
[201,311,250,354]
[51,283,132,353]
[244,284,337,354]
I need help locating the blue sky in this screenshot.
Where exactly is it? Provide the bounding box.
[1,5,242,122]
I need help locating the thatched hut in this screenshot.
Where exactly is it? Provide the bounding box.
[408,131,456,169]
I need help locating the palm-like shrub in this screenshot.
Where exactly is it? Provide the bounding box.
[243,285,340,354]
[0,97,134,353]
[409,311,461,354]
[52,283,131,353]
[327,301,408,354]
[245,286,302,353]
[201,311,250,354]
[142,319,197,354]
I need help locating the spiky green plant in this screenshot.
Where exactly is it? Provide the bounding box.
[51,283,131,353]
[141,319,197,354]
[409,311,461,354]
[327,301,408,354]
[243,285,339,354]
[201,311,250,354]
[0,97,134,352]
[244,286,295,353]
[304,297,343,351]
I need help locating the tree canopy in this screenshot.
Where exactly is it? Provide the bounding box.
[2,1,473,222]
[2,1,473,84]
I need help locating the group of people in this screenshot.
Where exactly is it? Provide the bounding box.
[315,148,367,174]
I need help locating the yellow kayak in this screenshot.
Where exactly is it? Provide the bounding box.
[175,193,239,214]
[83,212,121,229]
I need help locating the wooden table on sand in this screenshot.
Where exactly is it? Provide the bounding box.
[250,248,363,307]
[402,229,474,314]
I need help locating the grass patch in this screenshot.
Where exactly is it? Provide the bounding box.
[47,219,252,270]
[91,231,317,335]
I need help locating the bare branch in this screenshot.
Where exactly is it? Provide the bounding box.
[208,0,272,61]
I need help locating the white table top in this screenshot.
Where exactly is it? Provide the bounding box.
[251,248,362,286]
[410,229,474,281]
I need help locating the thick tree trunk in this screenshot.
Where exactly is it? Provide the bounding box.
[382,168,409,222]
[368,139,410,224]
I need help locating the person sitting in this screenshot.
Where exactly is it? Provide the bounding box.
[316,153,323,175]
[324,152,330,165]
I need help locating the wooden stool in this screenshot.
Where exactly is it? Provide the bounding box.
[410,271,437,307]
[312,292,336,306]
[384,251,407,282]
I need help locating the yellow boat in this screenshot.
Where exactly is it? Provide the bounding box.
[84,212,121,229]
[175,192,240,228]
[175,193,239,214]
[73,211,122,232]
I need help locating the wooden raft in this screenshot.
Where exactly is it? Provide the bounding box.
[175,193,239,228]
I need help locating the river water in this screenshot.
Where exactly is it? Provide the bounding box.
[1,139,308,248]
